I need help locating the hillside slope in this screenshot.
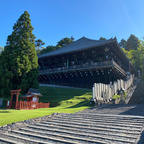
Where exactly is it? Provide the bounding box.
[129,80,144,104]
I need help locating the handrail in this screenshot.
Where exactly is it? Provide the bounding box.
[39,61,112,74]
[112,60,126,76]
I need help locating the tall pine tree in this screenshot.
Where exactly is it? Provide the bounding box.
[1,11,39,96]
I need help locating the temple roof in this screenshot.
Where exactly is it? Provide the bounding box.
[38,37,115,58]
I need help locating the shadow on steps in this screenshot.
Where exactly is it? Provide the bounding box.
[90,104,144,116]
[120,104,144,116]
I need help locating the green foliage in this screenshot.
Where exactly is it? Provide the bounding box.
[0,86,92,126]
[39,45,57,54]
[35,39,45,48]
[0,46,3,54]
[0,11,39,97]
[123,92,127,98]
[126,34,140,50]
[122,39,144,78]
[35,39,45,54]
[39,37,74,55]
[56,36,74,48]
[122,48,139,67]
[0,53,12,97]
[119,34,140,50]
[119,39,127,49]
[112,94,120,100]
[99,37,107,40]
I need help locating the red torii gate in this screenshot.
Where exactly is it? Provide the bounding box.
[9,89,21,109]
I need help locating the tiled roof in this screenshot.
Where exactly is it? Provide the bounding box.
[38,37,114,58]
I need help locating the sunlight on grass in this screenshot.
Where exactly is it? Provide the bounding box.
[0,87,92,126]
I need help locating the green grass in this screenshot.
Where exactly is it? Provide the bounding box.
[0,86,92,126]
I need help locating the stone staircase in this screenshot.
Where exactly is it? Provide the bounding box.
[0,105,144,144]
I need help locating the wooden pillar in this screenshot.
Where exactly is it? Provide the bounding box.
[15,93,19,109]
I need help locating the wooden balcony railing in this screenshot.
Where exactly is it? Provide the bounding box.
[39,60,126,76]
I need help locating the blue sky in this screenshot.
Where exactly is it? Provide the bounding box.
[0,0,144,47]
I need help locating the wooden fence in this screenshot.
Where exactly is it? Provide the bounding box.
[16,101,50,110]
[92,74,134,104]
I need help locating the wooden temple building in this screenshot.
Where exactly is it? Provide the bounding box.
[38,37,134,88]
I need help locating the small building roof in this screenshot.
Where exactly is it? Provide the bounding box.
[21,88,42,98]
[28,88,40,94]
[38,37,114,59]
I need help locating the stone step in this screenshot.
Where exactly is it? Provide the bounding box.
[42,119,141,131]
[60,113,144,122]
[50,116,143,128]
[27,123,140,138]
[54,115,144,126]
[11,130,108,144]
[22,124,138,142]
[5,130,77,144]
[76,106,138,113]
[0,141,9,144]
[34,122,141,135]
[11,128,134,144]
[58,115,144,124]
[0,132,39,144]
[0,141,8,144]
[74,113,144,119]
[0,135,21,144]
[58,112,144,119]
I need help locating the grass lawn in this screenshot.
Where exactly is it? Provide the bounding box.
[0,86,92,126]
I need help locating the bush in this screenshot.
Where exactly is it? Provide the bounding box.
[112,94,120,100]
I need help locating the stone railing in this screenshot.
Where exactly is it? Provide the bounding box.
[92,74,134,104]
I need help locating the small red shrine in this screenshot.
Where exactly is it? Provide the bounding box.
[21,88,42,102]
[8,88,50,110]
